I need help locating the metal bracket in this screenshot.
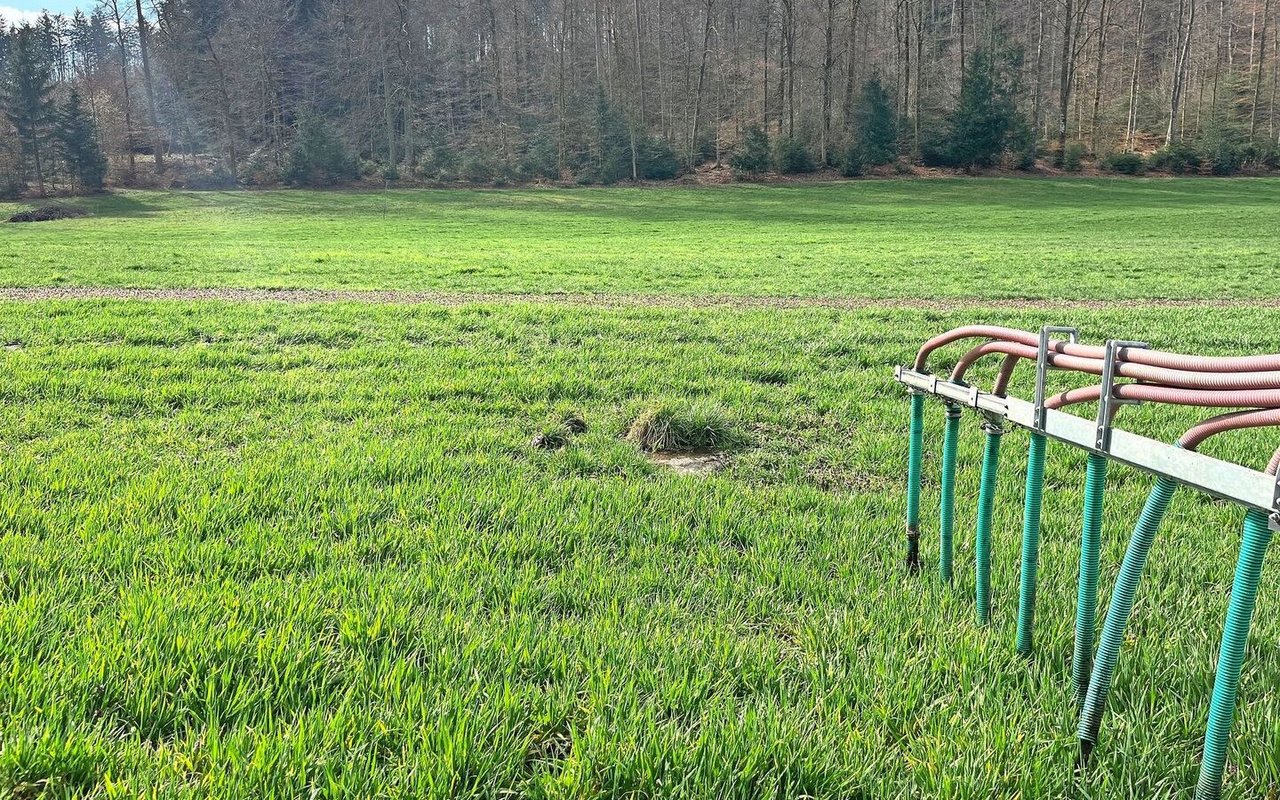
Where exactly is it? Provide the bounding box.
[1034,325,1079,431]
[897,365,932,397]
[1271,477,1280,532]
[1095,339,1149,452]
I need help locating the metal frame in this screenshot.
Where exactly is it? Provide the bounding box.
[1034,325,1078,431]
[894,365,1278,515]
[1095,339,1149,451]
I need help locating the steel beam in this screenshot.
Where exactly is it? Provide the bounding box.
[894,366,1277,515]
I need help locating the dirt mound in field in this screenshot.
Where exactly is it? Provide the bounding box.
[646,449,729,475]
[8,205,90,223]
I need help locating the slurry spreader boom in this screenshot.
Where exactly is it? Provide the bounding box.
[894,325,1280,800]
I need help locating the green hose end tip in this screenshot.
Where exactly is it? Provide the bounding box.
[905,529,922,574]
[905,393,925,575]
[1076,739,1094,771]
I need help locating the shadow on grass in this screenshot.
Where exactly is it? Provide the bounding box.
[5,193,159,224]
[85,192,165,218]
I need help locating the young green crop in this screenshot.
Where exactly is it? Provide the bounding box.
[3,178,1280,298]
[2,299,1278,798]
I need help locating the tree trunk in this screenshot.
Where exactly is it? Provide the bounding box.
[109,1,136,176]
[778,0,788,135]
[134,0,163,172]
[380,13,396,168]
[200,30,237,181]
[843,0,862,127]
[1272,18,1279,141]
[1126,0,1147,149]
[763,6,771,130]
[633,0,646,125]
[1167,0,1197,144]
[1252,0,1272,139]
[657,0,667,136]
[913,0,923,154]
[489,0,506,164]
[1089,0,1110,153]
[690,0,715,167]
[400,0,417,169]
[901,0,911,128]
[1056,0,1075,162]
[557,0,567,171]
[1032,0,1045,135]
[821,0,835,163]
[33,137,45,197]
[593,0,603,85]
[776,10,786,136]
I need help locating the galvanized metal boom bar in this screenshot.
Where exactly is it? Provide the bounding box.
[893,366,1279,516]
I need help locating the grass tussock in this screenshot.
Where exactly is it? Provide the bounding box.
[531,413,589,450]
[625,400,745,453]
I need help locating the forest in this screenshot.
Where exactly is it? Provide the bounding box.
[2,0,1279,196]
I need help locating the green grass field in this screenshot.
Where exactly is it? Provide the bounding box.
[4,179,1280,298]
[3,181,1280,798]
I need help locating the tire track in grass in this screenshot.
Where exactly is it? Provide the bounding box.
[2,286,1279,310]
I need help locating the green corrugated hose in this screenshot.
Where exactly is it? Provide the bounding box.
[1072,451,1109,709]
[1195,508,1274,800]
[1015,432,1047,654]
[906,392,925,573]
[939,404,962,583]
[975,421,1003,625]
[1077,474,1179,757]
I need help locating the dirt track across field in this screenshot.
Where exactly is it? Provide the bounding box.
[1,286,1277,311]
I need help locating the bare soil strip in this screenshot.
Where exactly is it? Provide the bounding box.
[1,286,1277,311]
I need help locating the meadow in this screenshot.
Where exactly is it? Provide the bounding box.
[2,178,1280,299]
[2,181,1280,798]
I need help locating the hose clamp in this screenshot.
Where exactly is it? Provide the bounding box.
[1095,339,1149,452]
[981,412,1005,435]
[1034,325,1079,431]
